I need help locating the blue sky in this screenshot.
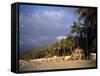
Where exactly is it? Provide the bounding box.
[19,4,78,51]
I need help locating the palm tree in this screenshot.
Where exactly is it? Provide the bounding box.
[75,8,96,27]
[71,21,80,48]
[75,8,97,59]
[53,42,60,56]
[59,38,66,56]
[65,34,74,55]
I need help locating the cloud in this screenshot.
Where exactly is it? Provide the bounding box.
[19,8,76,51]
[57,36,67,41]
[19,35,58,51]
[20,10,69,36]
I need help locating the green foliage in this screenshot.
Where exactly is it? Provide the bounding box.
[19,50,36,60]
[45,54,53,58]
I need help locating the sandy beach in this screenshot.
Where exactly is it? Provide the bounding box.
[19,59,96,71]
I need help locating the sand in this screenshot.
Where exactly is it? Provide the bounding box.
[19,60,96,71]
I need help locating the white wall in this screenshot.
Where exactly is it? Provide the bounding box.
[0,0,99,76]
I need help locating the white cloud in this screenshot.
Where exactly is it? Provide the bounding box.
[44,10,64,18]
[57,36,67,41]
[30,10,65,25]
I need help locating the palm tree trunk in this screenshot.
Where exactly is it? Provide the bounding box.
[85,33,88,60]
[63,47,66,56]
[58,48,59,56]
[77,37,79,47]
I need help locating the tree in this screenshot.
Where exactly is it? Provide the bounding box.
[20,50,36,60]
[65,34,74,55]
[52,42,60,56]
[75,8,97,59]
[71,21,80,48]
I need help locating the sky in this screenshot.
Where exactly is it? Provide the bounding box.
[19,4,78,51]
